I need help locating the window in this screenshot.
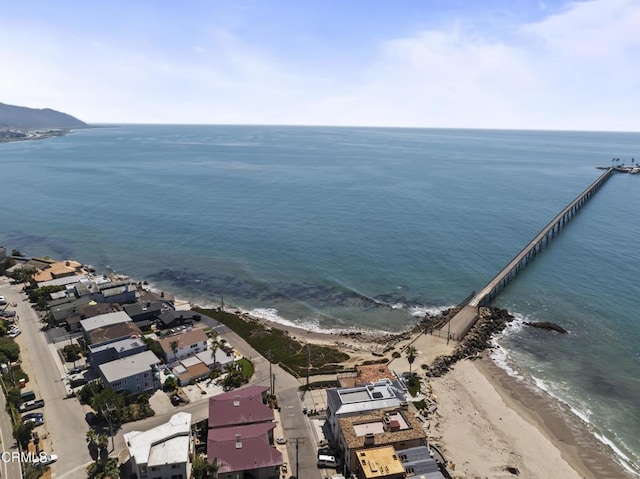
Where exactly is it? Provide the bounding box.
[144,372,149,378]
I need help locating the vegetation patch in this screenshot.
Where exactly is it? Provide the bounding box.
[196,308,349,376]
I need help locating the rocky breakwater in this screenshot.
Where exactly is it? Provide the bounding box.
[426,307,515,377]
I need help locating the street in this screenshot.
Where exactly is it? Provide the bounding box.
[0,277,324,479]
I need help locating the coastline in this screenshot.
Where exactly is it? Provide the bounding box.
[3,260,636,478]
[228,302,636,478]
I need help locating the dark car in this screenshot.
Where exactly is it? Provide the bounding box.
[22,412,44,421]
[85,412,98,425]
[170,394,182,406]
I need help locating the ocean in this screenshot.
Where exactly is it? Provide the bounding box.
[1,125,638,474]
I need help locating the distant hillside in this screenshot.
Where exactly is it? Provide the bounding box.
[0,102,87,129]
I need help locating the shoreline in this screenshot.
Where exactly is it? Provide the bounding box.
[209,296,637,478]
[478,357,637,478]
[4,260,637,477]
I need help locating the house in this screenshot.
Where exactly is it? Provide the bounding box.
[395,446,445,479]
[124,412,193,479]
[139,289,175,306]
[339,364,397,388]
[195,348,235,371]
[156,310,201,330]
[172,356,211,386]
[354,445,406,479]
[338,409,427,473]
[208,386,272,429]
[88,336,147,374]
[123,300,163,323]
[32,260,84,283]
[155,328,208,364]
[326,379,407,442]
[80,311,132,341]
[207,422,282,479]
[87,321,143,346]
[98,350,161,395]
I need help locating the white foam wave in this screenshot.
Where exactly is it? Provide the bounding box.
[489,342,523,379]
[409,305,452,317]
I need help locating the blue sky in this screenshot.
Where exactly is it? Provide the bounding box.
[1,0,638,130]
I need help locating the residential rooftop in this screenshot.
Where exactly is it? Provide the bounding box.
[355,446,405,478]
[81,311,132,333]
[124,412,191,467]
[99,350,160,383]
[88,321,143,345]
[339,409,426,450]
[156,328,208,353]
[89,336,146,354]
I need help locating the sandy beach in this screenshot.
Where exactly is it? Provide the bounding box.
[247,309,635,479]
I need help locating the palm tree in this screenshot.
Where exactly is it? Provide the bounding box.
[170,340,179,361]
[210,341,219,369]
[405,345,417,376]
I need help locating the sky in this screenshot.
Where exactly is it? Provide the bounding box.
[0,0,638,130]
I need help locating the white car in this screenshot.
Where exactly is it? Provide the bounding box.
[0,296,6,305]
[8,328,21,338]
[276,436,287,444]
[33,453,58,466]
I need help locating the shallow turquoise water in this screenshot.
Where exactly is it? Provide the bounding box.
[1,125,638,473]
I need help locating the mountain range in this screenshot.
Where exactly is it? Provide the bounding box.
[0,102,87,129]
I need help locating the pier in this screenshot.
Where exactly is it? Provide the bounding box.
[443,167,615,341]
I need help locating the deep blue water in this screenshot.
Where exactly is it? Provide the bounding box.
[1,125,639,473]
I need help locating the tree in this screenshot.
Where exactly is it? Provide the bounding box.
[192,454,218,479]
[13,421,35,449]
[0,337,20,362]
[91,388,125,424]
[169,340,179,360]
[210,342,218,369]
[405,345,417,376]
[163,375,177,392]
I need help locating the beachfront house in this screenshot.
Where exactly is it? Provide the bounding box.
[353,445,406,479]
[326,379,408,442]
[124,412,193,479]
[395,446,445,479]
[155,328,208,364]
[338,409,427,473]
[98,350,161,395]
[32,260,84,283]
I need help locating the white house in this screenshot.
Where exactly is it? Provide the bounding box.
[156,328,208,363]
[124,412,193,479]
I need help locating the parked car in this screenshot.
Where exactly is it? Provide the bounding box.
[19,399,45,413]
[22,412,43,420]
[276,436,287,445]
[170,394,182,406]
[0,296,6,305]
[23,416,44,426]
[85,412,99,425]
[8,327,21,338]
[69,365,86,375]
[33,453,58,466]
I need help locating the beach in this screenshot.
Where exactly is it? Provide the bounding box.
[248,308,635,479]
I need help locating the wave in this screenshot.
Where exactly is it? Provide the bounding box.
[490,314,640,477]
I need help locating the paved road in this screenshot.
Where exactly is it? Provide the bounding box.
[1,280,324,479]
[0,278,93,479]
[0,370,23,479]
[111,313,323,479]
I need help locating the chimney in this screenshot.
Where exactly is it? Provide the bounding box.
[364,433,374,446]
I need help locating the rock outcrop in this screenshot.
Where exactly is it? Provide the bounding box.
[425,307,515,377]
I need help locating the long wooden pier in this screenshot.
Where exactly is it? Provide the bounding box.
[443,167,615,340]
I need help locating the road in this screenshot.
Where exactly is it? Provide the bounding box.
[0,368,22,479]
[0,278,94,479]
[1,278,324,479]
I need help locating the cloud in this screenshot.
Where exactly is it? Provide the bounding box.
[1,0,638,130]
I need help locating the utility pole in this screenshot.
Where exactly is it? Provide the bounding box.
[265,350,273,396]
[291,437,305,479]
[306,343,310,391]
